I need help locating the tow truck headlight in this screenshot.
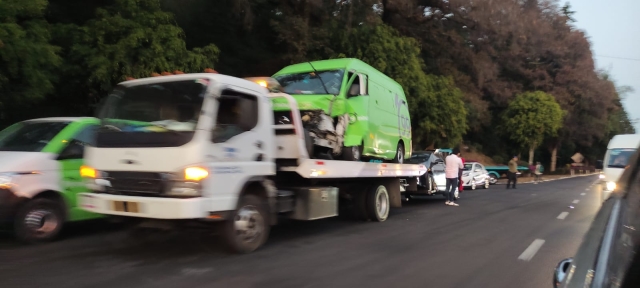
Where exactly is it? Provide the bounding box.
[606,181,616,192]
[164,166,209,197]
[184,167,208,181]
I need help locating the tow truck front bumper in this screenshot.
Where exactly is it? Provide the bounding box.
[77,193,228,220]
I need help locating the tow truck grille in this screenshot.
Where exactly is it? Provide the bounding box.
[104,171,165,195]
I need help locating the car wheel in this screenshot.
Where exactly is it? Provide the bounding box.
[489,175,498,184]
[392,142,405,164]
[15,198,64,243]
[484,179,490,189]
[471,181,476,190]
[342,144,362,161]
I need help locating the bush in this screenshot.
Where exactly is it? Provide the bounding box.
[492,155,505,165]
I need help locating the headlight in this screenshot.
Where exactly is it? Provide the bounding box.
[80,165,98,178]
[599,174,605,179]
[165,166,209,197]
[606,181,616,191]
[184,166,208,181]
[0,173,16,189]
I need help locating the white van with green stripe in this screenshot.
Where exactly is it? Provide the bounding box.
[0,117,103,243]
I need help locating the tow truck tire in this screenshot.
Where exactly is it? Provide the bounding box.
[14,198,64,243]
[366,184,390,222]
[223,194,270,254]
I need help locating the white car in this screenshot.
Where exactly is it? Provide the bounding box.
[461,162,491,190]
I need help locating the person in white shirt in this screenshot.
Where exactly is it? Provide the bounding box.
[444,148,464,206]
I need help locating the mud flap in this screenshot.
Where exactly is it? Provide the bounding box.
[380,178,402,208]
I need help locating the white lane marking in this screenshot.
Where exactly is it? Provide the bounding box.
[573,200,580,204]
[585,188,590,191]
[580,193,586,196]
[557,212,569,220]
[518,239,546,261]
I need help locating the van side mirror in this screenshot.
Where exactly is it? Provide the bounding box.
[553,258,573,288]
[57,141,85,160]
[348,84,360,97]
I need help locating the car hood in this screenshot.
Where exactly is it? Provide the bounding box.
[0,151,58,173]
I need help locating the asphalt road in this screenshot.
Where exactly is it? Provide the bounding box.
[0,175,601,288]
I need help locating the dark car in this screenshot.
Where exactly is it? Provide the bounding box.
[553,149,640,288]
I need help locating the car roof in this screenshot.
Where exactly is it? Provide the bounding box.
[607,134,640,149]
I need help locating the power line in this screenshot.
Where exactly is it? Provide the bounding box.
[595,55,640,62]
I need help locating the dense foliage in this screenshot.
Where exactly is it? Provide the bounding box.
[0,0,635,169]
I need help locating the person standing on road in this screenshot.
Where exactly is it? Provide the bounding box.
[445,148,464,206]
[534,161,542,184]
[507,156,518,189]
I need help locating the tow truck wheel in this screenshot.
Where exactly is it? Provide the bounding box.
[366,184,390,222]
[223,194,270,254]
[15,198,64,243]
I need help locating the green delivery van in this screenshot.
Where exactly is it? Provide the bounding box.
[0,117,103,243]
[272,58,412,163]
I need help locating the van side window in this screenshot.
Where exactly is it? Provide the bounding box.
[347,72,361,97]
[211,90,259,143]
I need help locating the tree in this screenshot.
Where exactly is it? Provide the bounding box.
[501,91,565,165]
[0,0,62,125]
[56,0,220,112]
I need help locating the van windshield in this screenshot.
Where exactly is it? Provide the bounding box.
[0,121,69,152]
[607,148,636,168]
[274,69,344,95]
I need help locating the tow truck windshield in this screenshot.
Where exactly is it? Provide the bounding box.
[96,79,208,148]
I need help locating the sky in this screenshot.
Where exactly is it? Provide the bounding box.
[569,0,640,133]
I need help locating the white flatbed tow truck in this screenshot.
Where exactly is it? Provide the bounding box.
[78,73,426,253]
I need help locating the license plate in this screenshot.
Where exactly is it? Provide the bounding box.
[111,201,140,213]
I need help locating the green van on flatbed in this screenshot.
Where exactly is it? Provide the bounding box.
[272,58,412,163]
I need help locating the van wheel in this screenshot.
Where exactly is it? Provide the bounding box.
[222,194,270,254]
[392,142,405,164]
[15,198,64,243]
[342,145,362,161]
